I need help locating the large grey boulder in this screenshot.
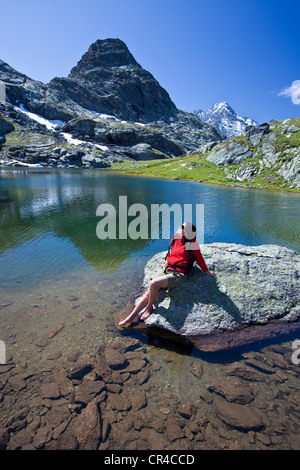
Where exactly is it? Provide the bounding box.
[130,143,164,161]
[206,141,253,166]
[257,132,280,167]
[140,243,300,338]
[245,122,270,146]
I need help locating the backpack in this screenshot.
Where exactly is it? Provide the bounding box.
[165,237,195,276]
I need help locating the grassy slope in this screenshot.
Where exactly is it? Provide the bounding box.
[110,118,300,193]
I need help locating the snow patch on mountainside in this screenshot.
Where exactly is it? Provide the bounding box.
[15,104,108,151]
[17,103,65,130]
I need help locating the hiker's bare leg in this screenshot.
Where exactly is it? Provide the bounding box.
[140,276,168,320]
[118,290,150,325]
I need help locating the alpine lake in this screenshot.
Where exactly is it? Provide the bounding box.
[0,166,300,450]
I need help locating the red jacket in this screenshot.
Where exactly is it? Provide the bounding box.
[165,236,208,274]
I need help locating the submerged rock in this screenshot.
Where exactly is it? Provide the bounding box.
[139,243,300,342]
[213,398,264,431]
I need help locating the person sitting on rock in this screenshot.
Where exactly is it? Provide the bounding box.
[118,221,216,326]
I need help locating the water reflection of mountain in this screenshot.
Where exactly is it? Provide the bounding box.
[0,167,299,279]
[0,169,155,272]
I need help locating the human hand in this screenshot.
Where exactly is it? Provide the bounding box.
[206,270,216,277]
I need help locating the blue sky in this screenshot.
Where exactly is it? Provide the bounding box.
[0,0,299,123]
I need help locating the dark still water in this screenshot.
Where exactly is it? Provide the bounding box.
[0,167,300,450]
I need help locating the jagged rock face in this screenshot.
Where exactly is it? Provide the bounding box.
[49,38,178,123]
[203,119,300,189]
[73,38,139,70]
[60,117,185,156]
[207,141,253,166]
[0,116,14,135]
[1,39,179,123]
[245,122,270,146]
[0,59,27,85]
[0,39,225,168]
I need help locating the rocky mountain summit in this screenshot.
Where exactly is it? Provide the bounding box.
[7,38,178,124]
[194,102,258,138]
[59,38,178,123]
[0,39,223,169]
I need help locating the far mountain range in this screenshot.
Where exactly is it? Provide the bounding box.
[193,102,258,138]
[1,37,298,193]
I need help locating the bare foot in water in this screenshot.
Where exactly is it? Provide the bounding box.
[140,307,153,321]
[118,320,131,328]
[118,315,139,327]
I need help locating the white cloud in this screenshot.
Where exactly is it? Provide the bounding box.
[278,80,300,105]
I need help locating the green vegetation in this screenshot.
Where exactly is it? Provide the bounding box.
[111,151,228,184]
[110,152,292,191]
[4,125,76,153]
[110,119,300,193]
[2,114,299,193]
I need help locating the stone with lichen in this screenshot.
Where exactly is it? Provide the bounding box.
[140,243,300,337]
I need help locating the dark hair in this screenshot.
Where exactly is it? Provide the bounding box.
[182,222,197,241]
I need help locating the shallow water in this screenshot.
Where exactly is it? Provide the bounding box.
[0,167,300,450]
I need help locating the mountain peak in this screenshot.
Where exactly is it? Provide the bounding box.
[71,38,138,74]
[57,38,178,122]
[194,102,257,138]
[209,102,235,115]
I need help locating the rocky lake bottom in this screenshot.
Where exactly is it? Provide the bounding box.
[0,268,300,451]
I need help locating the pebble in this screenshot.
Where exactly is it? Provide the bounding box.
[48,324,64,339]
[160,407,171,415]
[34,338,49,348]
